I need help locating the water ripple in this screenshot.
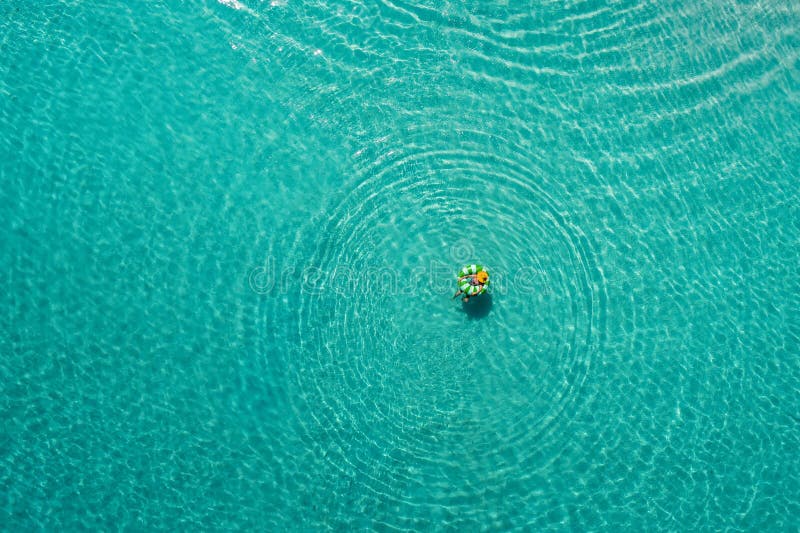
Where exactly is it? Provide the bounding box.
[265,121,609,518]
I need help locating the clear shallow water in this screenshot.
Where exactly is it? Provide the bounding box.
[1,0,799,529]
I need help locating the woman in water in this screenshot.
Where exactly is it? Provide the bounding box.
[452,270,488,302]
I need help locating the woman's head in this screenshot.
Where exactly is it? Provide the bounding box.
[476,271,489,283]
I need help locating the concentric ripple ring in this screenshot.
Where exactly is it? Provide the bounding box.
[269,126,609,518]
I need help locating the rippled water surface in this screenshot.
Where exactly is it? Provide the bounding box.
[2,0,799,529]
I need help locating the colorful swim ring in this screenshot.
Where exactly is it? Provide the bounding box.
[457,264,490,296]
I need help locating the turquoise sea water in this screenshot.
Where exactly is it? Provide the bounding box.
[2,0,799,529]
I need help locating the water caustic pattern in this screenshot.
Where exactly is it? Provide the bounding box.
[2,0,799,530]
